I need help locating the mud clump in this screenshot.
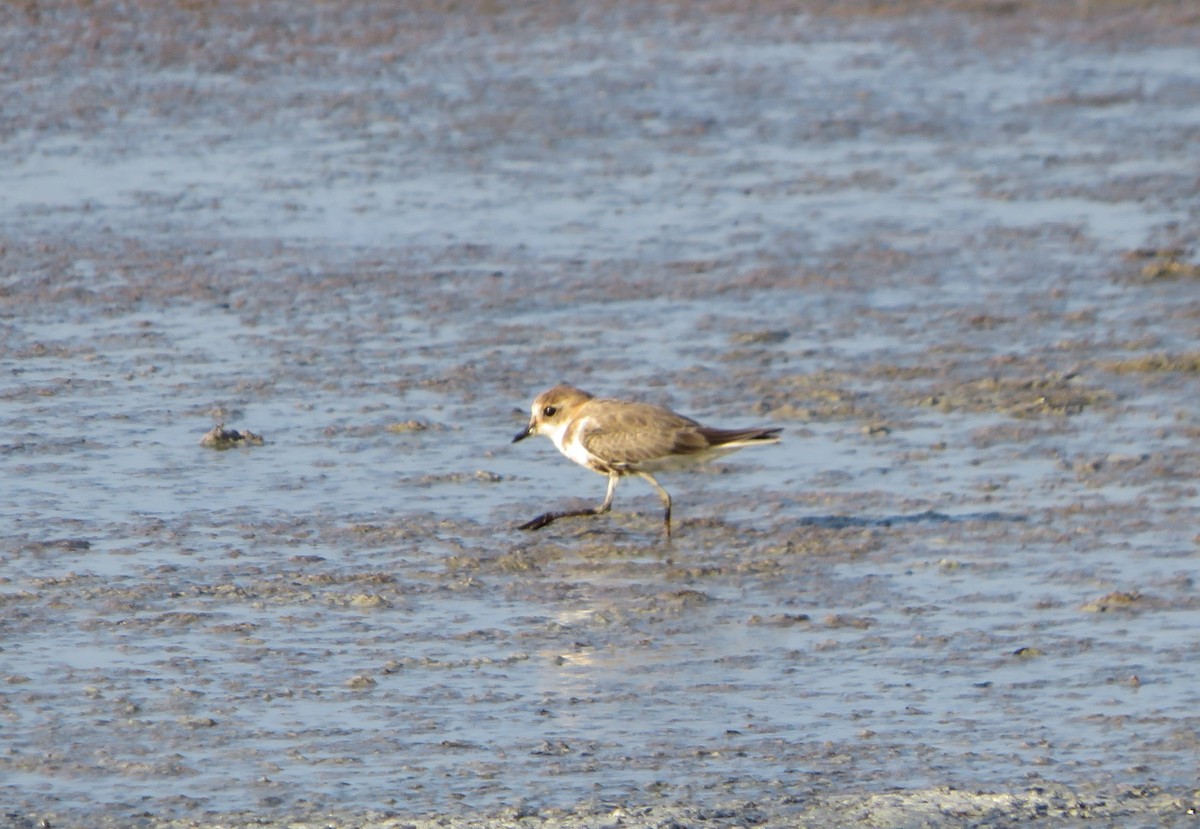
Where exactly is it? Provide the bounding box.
[1080,590,1147,613]
[917,373,1113,417]
[1126,249,1200,281]
[1101,353,1200,373]
[199,423,265,449]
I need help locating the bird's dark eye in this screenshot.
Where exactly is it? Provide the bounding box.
[542,405,557,417]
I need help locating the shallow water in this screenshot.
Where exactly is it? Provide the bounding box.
[2,2,1199,824]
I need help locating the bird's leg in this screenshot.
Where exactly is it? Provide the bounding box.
[595,472,618,513]
[518,474,618,531]
[635,472,673,540]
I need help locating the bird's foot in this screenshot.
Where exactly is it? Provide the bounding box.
[518,508,603,532]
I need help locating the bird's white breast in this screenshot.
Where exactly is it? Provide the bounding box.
[553,415,602,471]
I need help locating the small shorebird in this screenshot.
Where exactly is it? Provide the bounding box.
[512,384,782,538]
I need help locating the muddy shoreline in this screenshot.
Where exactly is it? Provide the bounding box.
[3,1,1199,826]
[11,782,1198,829]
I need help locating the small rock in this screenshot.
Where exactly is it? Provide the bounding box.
[730,329,790,345]
[345,673,377,689]
[1080,591,1143,613]
[748,613,811,627]
[388,419,431,432]
[824,613,874,630]
[200,423,264,449]
[179,716,219,728]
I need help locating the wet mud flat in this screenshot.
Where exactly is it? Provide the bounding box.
[2,1,1200,827]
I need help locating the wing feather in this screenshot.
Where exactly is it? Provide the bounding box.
[579,401,703,466]
[697,426,783,446]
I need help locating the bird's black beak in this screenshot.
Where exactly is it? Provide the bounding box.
[512,421,533,443]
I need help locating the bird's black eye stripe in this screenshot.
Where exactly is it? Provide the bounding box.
[542,405,557,417]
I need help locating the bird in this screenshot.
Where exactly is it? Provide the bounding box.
[512,384,782,538]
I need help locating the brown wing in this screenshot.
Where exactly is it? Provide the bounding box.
[578,401,705,466]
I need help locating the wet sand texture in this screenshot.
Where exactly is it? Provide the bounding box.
[2,1,1199,827]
